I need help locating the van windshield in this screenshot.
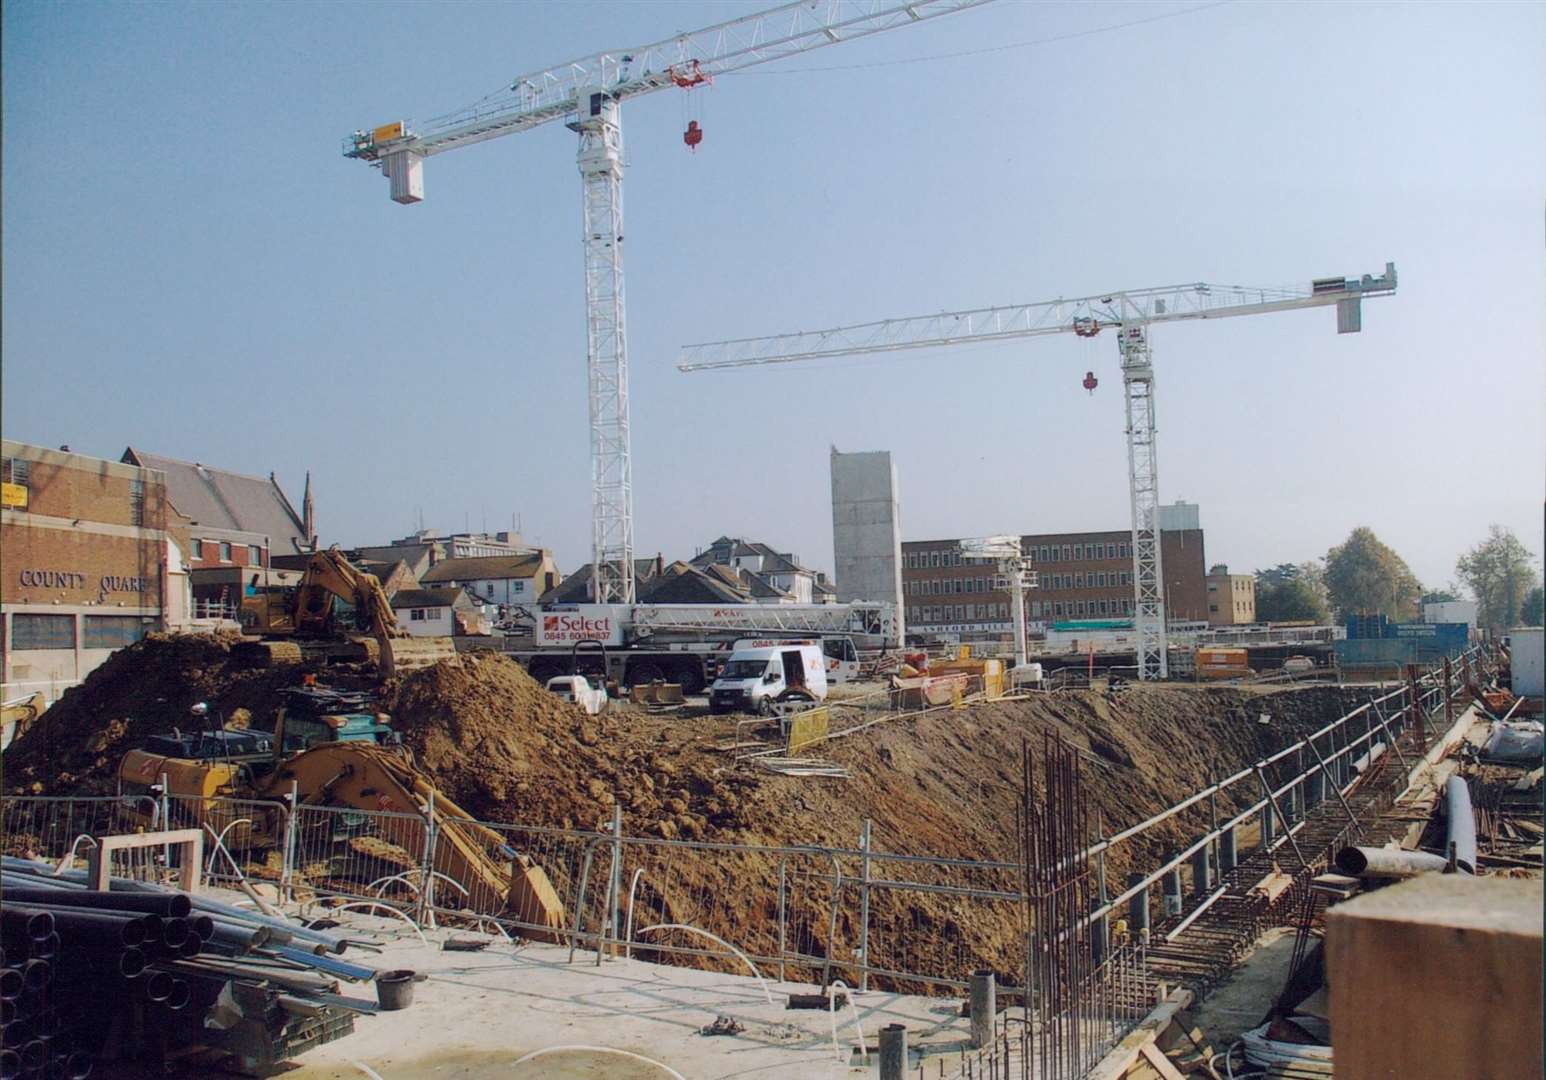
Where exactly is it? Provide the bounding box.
[719,660,769,680]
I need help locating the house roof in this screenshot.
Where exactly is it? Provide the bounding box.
[123,448,311,554]
[541,557,665,604]
[740,571,792,600]
[641,562,753,605]
[690,536,810,577]
[389,587,466,610]
[420,554,545,584]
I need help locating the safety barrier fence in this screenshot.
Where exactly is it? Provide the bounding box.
[0,646,1491,1032]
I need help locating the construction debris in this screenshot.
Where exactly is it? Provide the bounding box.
[1,856,385,1075]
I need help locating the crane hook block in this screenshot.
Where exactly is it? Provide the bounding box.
[1082,371,1099,394]
[683,121,703,151]
[1073,316,1100,338]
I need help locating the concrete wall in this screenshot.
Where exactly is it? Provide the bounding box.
[1510,626,1544,699]
[830,448,904,641]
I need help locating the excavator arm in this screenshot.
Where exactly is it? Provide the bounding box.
[262,743,566,939]
[244,548,456,678]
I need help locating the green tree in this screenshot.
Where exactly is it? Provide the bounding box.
[1421,586,1461,604]
[1324,528,1422,620]
[1521,585,1545,626]
[1255,562,1331,623]
[1455,525,1540,636]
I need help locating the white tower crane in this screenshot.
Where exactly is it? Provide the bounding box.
[343,0,995,603]
[679,263,1398,680]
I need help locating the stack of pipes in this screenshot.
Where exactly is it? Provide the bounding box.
[1,857,388,1075]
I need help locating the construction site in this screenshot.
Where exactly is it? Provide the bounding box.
[3,1,1544,1078]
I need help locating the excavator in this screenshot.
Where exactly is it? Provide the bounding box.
[239,547,456,678]
[118,713,567,941]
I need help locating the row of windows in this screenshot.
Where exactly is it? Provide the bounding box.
[909,604,1009,623]
[908,596,1137,623]
[1027,541,1131,563]
[905,576,1000,597]
[1041,570,1132,591]
[190,539,263,565]
[408,607,446,621]
[903,540,1133,570]
[10,614,147,650]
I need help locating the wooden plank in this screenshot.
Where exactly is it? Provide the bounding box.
[1086,990,1194,1080]
[1139,1042,1188,1080]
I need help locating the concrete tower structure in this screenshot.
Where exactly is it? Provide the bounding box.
[830,447,905,643]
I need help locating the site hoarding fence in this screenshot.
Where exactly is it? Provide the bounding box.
[0,645,1494,1064]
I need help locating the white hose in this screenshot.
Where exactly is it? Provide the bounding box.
[632,924,772,1005]
[827,978,868,1065]
[328,901,431,950]
[349,1062,388,1080]
[623,868,644,960]
[511,1045,686,1079]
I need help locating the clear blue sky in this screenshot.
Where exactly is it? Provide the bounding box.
[4,0,1542,590]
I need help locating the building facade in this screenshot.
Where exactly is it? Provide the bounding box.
[901,526,1208,637]
[121,448,315,619]
[1206,565,1257,626]
[2,441,193,702]
[419,552,562,608]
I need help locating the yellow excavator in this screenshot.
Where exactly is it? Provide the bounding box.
[239,548,456,678]
[119,737,566,941]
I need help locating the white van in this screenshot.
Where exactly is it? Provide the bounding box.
[730,636,860,684]
[709,643,828,715]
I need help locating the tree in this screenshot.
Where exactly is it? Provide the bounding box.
[1421,586,1461,605]
[1455,525,1540,636]
[1324,528,1422,621]
[1521,585,1545,627]
[1254,561,1331,623]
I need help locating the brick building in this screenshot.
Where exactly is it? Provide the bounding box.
[2,441,194,702]
[901,524,1208,637]
[121,448,315,617]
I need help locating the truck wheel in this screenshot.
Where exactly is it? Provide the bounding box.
[628,662,664,687]
[672,663,705,695]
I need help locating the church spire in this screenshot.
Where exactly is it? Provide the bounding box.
[302,471,316,549]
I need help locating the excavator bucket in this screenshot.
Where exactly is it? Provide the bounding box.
[382,637,459,678]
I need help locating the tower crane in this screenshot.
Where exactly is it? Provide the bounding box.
[342,0,995,604]
[679,263,1398,680]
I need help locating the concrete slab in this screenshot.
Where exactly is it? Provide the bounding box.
[283,921,980,1079]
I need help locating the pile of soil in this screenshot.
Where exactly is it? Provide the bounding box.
[4,634,1365,991]
[1,633,378,795]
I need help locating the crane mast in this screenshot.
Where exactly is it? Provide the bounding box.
[680,263,1397,680]
[344,0,995,603]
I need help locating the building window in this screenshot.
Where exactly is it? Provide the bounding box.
[248,545,262,565]
[1062,545,1072,561]
[83,616,145,650]
[129,479,145,526]
[219,541,233,562]
[1075,573,1085,589]
[485,583,495,597]
[929,553,940,568]
[3,457,31,487]
[1098,600,1109,615]
[192,539,203,560]
[12,614,75,650]
[410,608,424,621]
[1210,604,1219,614]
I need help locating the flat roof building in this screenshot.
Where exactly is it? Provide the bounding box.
[3,441,195,703]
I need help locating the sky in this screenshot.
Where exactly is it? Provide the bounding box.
[4,0,1543,592]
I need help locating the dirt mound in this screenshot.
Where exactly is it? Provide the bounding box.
[2,632,373,795]
[386,653,754,838]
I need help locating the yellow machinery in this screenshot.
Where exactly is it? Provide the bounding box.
[116,740,566,940]
[2,691,47,751]
[239,548,456,678]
